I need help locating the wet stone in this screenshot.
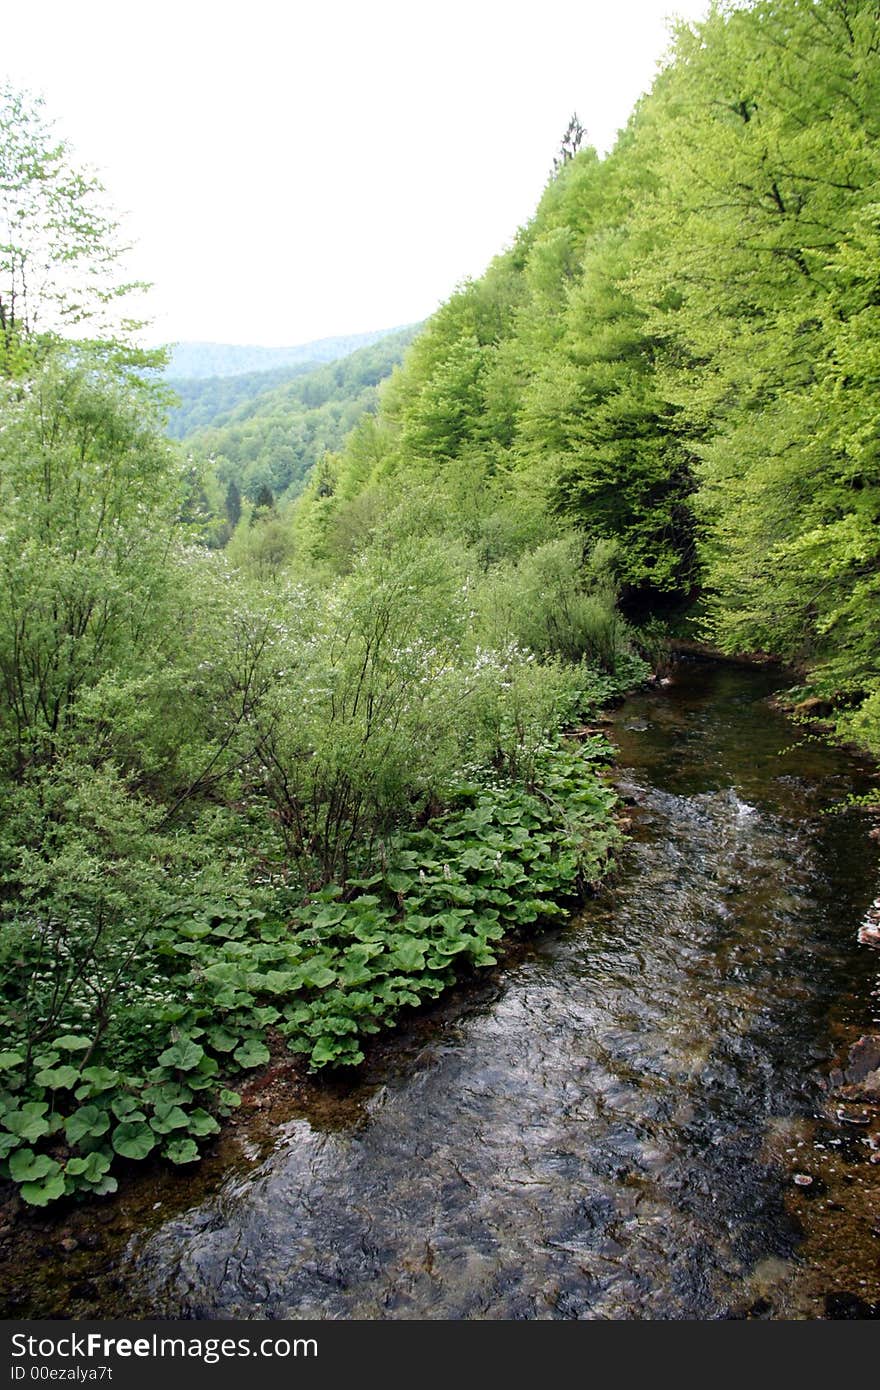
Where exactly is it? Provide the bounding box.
[845,1035,880,1084]
[825,1291,880,1319]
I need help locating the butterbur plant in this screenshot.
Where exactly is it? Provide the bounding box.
[0,724,621,1205]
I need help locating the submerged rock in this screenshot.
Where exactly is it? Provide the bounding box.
[837,1035,880,1105]
[844,1035,880,1085]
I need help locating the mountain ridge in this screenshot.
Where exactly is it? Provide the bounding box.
[165,327,412,380]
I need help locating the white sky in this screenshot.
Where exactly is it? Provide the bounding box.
[2,0,712,348]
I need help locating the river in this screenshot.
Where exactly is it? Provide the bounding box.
[3,659,879,1318]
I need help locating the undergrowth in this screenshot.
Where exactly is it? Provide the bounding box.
[0,733,621,1206]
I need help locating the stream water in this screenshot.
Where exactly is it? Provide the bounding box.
[4,659,879,1319]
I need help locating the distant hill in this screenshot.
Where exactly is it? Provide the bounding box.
[166,361,321,439]
[187,325,420,505]
[166,329,406,381]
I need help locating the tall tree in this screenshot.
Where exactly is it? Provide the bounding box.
[225,479,243,529]
[0,353,182,777]
[552,113,586,174]
[0,82,145,351]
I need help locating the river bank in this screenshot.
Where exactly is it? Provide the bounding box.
[2,659,879,1318]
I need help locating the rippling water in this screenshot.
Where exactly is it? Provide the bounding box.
[7,660,880,1318]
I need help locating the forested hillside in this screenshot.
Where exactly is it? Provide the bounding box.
[1,0,878,1210]
[294,0,880,754]
[165,361,322,439]
[183,326,419,507]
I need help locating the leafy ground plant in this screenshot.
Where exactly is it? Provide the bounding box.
[0,731,621,1205]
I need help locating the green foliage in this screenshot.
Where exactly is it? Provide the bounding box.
[166,361,321,437]
[291,131,696,600]
[0,210,649,1217]
[0,82,147,342]
[177,329,419,507]
[224,480,242,529]
[622,0,880,741]
[12,0,879,1210]
[474,536,635,671]
[518,231,698,595]
[0,354,183,776]
[0,710,626,1202]
[158,734,621,1073]
[290,0,880,751]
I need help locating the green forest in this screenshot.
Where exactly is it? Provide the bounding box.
[165,326,413,438]
[166,360,325,439]
[177,326,419,524]
[1,0,879,1209]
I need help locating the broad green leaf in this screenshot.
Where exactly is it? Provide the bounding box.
[2,1106,50,1143]
[255,969,303,995]
[309,1037,344,1066]
[140,1081,192,1107]
[313,906,346,928]
[75,1067,119,1098]
[65,1105,111,1145]
[299,960,337,989]
[386,940,426,972]
[35,1064,80,1090]
[111,1094,146,1120]
[112,1122,157,1160]
[51,1035,92,1052]
[196,1055,219,1077]
[253,1006,281,1026]
[65,1151,111,1181]
[157,1039,205,1071]
[165,1138,200,1165]
[206,1025,239,1053]
[233,1039,270,1069]
[87,1174,118,1196]
[338,959,374,987]
[385,871,415,893]
[306,1015,357,1038]
[149,1103,189,1134]
[20,1174,66,1206]
[202,962,246,986]
[186,1109,220,1138]
[10,1150,60,1183]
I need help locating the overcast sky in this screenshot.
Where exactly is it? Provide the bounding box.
[3,0,712,348]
